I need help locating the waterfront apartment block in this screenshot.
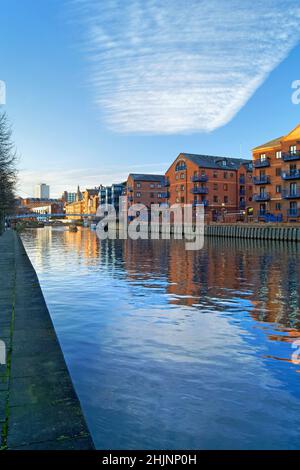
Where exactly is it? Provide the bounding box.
[126,174,167,208]
[252,124,300,221]
[165,154,253,221]
[98,183,126,213]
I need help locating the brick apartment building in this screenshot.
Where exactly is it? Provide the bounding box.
[126,174,167,208]
[165,153,253,221]
[252,124,300,222]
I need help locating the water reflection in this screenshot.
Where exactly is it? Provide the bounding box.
[21,228,300,449]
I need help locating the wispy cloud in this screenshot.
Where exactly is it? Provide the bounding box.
[72,0,300,134]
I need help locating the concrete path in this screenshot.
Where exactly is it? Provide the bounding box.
[0,231,94,450]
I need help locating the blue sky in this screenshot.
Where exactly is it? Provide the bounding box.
[1,0,300,197]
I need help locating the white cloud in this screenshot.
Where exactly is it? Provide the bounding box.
[73,0,300,134]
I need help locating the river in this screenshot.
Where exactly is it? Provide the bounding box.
[21,227,300,449]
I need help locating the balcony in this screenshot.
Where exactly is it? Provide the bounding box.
[282,189,300,199]
[191,174,208,183]
[281,170,300,180]
[161,192,170,199]
[239,188,246,196]
[282,151,300,162]
[127,186,133,192]
[239,175,245,184]
[254,158,270,168]
[239,201,246,209]
[287,209,300,218]
[253,193,270,202]
[190,187,208,195]
[164,180,170,187]
[128,196,133,202]
[193,199,208,207]
[253,175,271,185]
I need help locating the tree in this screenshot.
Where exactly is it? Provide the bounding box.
[0,113,17,233]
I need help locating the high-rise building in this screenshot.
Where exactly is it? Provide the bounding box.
[35,183,50,199]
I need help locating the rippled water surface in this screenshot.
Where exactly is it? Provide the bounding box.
[21,227,300,449]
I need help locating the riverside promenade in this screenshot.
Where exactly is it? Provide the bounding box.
[0,231,94,450]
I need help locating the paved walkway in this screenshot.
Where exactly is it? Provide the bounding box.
[0,231,94,449]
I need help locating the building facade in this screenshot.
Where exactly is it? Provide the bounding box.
[165,154,253,221]
[252,124,300,221]
[35,183,50,199]
[126,174,167,209]
[65,187,99,220]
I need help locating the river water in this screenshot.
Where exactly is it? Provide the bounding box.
[21,227,300,449]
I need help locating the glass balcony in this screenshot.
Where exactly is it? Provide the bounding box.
[282,189,300,199]
[282,151,300,162]
[164,180,170,187]
[254,158,270,168]
[281,170,300,180]
[253,175,271,184]
[253,193,270,202]
[191,174,208,183]
[239,175,245,184]
[190,187,208,194]
[287,209,300,217]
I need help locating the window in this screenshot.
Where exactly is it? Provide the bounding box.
[224,172,228,179]
[213,171,218,178]
[213,195,218,203]
[175,174,179,180]
[260,153,266,161]
[290,145,297,155]
[181,184,185,191]
[180,173,185,179]
[276,151,282,159]
[157,184,162,188]
[150,184,154,188]
[276,168,281,177]
[136,192,141,197]
[175,161,186,171]
[213,183,218,190]
[275,203,281,211]
[230,173,234,178]
[158,193,163,198]
[224,196,229,203]
[150,193,154,198]
[222,160,227,166]
[137,183,141,188]
[223,184,228,191]
[276,185,281,193]
[180,197,185,203]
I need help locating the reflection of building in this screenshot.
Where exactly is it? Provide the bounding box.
[126,174,166,209]
[165,154,253,221]
[252,124,300,222]
[35,183,50,199]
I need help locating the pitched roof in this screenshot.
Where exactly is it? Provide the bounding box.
[180,153,252,171]
[128,173,165,182]
[253,136,283,151]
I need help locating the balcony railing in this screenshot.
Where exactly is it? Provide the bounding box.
[191,174,208,183]
[253,175,271,185]
[193,200,208,207]
[239,176,245,184]
[253,193,270,202]
[287,209,300,217]
[282,189,300,199]
[254,158,270,168]
[239,188,246,196]
[282,151,300,162]
[281,170,300,180]
[190,187,209,195]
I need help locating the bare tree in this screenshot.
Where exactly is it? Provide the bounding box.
[0,113,17,233]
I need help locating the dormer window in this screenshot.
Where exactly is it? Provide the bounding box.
[222,160,227,166]
[260,154,266,161]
